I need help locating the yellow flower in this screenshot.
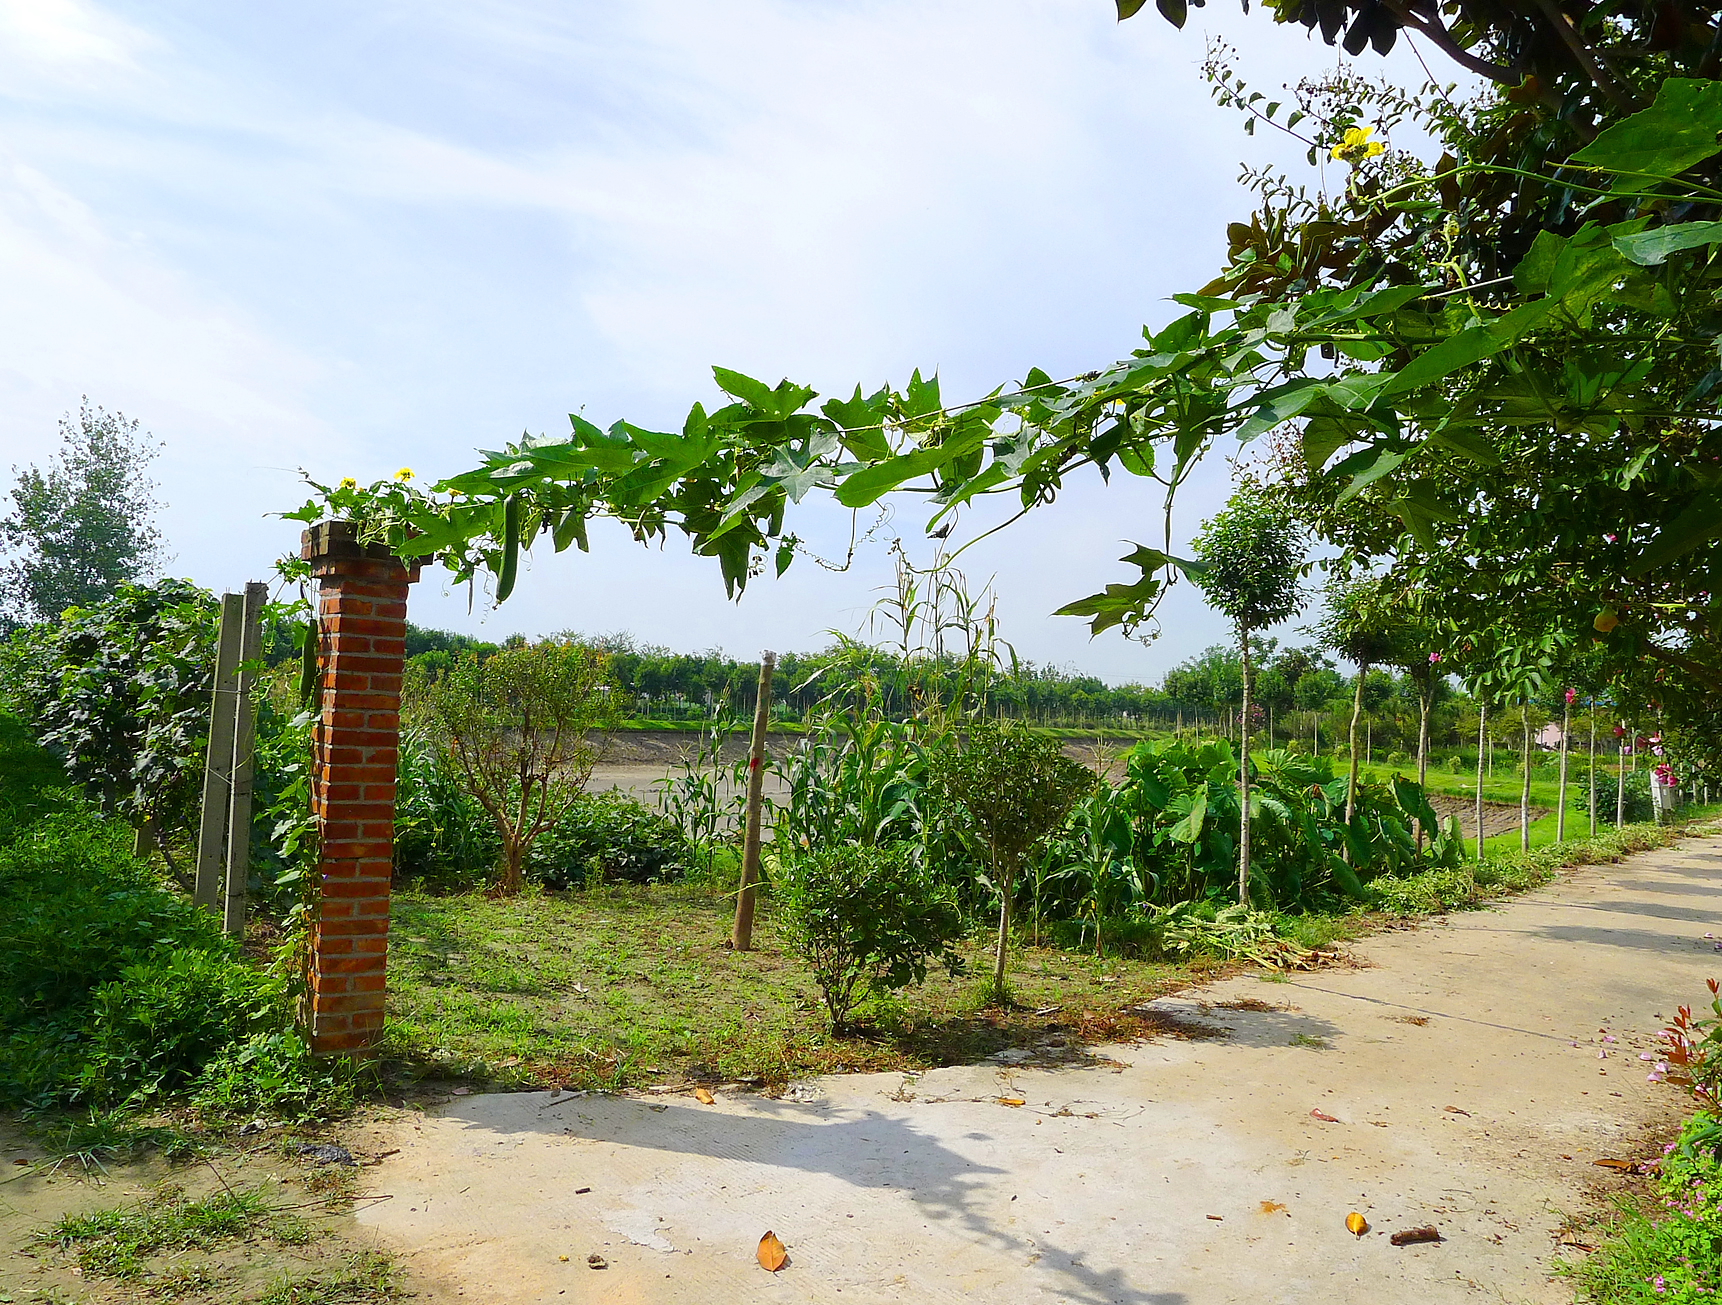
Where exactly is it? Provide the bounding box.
[1331,125,1387,163]
[338,477,357,490]
[395,467,414,482]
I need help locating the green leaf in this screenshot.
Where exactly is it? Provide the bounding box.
[1613,221,1722,266]
[1425,427,1500,464]
[1381,300,1550,395]
[1569,78,1722,185]
[1628,487,1722,575]
[1168,788,1207,843]
[1155,0,1187,25]
[711,367,815,419]
[1116,0,1149,15]
[1335,448,1407,501]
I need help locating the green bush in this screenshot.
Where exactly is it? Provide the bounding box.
[193,1031,356,1123]
[1574,768,1656,822]
[528,790,691,887]
[78,948,280,1105]
[0,814,225,1028]
[776,844,965,1031]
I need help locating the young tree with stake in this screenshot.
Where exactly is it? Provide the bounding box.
[1189,490,1306,905]
[1316,577,1400,836]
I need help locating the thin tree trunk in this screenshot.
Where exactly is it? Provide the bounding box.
[1416,685,1432,853]
[1475,699,1488,860]
[1617,724,1627,826]
[1239,627,1253,906]
[992,849,1013,995]
[1345,664,1368,828]
[1589,715,1597,837]
[1557,701,1570,842]
[1519,712,1532,852]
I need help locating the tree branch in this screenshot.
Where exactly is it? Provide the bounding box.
[1380,0,1521,83]
[1527,0,1644,110]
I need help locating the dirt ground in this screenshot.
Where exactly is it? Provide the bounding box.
[0,1121,463,1304]
[1428,792,1552,840]
[347,835,1722,1304]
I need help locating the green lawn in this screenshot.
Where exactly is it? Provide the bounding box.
[384,883,1208,1090]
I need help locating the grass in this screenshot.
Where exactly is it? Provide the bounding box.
[257,1251,401,1304]
[387,809,1722,1091]
[40,1184,277,1279]
[386,882,1203,1090]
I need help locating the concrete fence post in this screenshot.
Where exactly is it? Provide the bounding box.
[301,521,419,1055]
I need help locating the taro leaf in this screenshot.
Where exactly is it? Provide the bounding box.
[1627,487,1722,575]
[1392,776,1440,831]
[1167,788,1208,844]
[1613,221,1722,266]
[1569,78,1722,186]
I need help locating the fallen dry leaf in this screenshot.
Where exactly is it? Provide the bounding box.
[1346,1212,1369,1236]
[694,1088,716,1105]
[1310,1109,1339,1123]
[999,1097,1026,1108]
[1206,1214,1224,1221]
[1260,1200,1288,1215]
[758,1231,789,1272]
[1389,1226,1442,1247]
[1443,1106,1471,1117]
[586,1254,608,1269]
[1593,1158,1643,1173]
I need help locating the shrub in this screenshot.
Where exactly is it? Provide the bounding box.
[77,949,281,1105]
[193,1031,356,1123]
[0,814,225,1028]
[776,844,965,1031]
[529,790,690,887]
[1574,768,1656,823]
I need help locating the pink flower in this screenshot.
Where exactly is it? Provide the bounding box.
[1429,652,1443,664]
[1566,688,1578,705]
[1606,533,1619,544]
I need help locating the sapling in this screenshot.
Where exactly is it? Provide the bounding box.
[931,719,1094,1002]
[1189,488,1306,904]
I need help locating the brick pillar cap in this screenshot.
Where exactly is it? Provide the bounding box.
[301,520,422,582]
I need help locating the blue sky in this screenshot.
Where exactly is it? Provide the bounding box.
[0,0,1440,681]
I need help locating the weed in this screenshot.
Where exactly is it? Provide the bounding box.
[147,1262,225,1298]
[22,1107,199,1175]
[41,1183,272,1279]
[1289,1033,1329,1049]
[257,1250,400,1304]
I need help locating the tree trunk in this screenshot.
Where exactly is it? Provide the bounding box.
[1557,701,1570,842]
[1519,712,1533,852]
[500,840,524,895]
[1589,715,1598,837]
[1617,724,1627,826]
[1474,699,1488,860]
[1416,685,1432,853]
[1238,627,1254,906]
[992,849,1013,997]
[1344,662,1368,828]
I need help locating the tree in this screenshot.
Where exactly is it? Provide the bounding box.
[407,641,618,895]
[1,579,218,880]
[1315,577,1400,831]
[1,403,163,626]
[1189,488,1307,904]
[930,719,1094,1001]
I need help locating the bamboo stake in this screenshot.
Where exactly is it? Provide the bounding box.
[194,594,245,913]
[1617,723,1627,827]
[731,651,776,952]
[223,582,266,938]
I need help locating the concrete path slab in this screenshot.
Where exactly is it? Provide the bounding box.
[358,836,1722,1304]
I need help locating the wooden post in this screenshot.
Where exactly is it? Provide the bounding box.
[1519,711,1532,852]
[1617,724,1627,826]
[731,651,776,952]
[222,581,266,938]
[194,593,245,913]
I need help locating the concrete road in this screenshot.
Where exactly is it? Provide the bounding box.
[356,837,1722,1303]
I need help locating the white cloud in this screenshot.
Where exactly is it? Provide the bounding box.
[0,0,1444,676]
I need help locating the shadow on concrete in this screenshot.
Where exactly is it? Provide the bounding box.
[439,1091,1186,1305]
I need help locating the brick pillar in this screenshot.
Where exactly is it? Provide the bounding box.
[302,521,419,1055]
